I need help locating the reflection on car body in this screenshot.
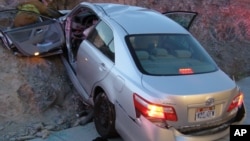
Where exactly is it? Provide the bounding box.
[0,2,246,141]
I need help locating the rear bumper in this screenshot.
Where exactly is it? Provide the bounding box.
[175,104,246,141]
[116,103,246,141]
[171,126,229,141]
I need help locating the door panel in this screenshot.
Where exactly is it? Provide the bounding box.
[6,21,64,56]
[76,41,114,94]
[0,10,64,56]
[163,11,198,30]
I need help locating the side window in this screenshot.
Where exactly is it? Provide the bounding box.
[87,21,114,61]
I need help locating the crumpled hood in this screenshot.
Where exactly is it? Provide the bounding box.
[141,70,236,96]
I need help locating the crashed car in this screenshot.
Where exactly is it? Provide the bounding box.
[0,2,246,141]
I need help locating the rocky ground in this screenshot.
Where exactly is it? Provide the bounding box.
[0,0,249,141]
[0,45,93,141]
[0,1,93,140]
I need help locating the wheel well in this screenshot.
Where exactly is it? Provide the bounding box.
[93,86,104,102]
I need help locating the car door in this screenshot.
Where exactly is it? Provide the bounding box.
[0,10,64,57]
[163,11,197,30]
[76,21,115,94]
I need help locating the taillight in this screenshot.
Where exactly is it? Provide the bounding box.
[227,92,244,112]
[179,68,193,74]
[133,94,177,121]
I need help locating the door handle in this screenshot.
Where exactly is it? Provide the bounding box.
[99,63,106,71]
[36,29,43,34]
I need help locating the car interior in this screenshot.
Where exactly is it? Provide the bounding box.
[71,12,98,47]
[129,35,217,75]
[70,11,99,59]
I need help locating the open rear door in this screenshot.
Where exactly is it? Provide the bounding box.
[0,10,65,57]
[163,11,197,30]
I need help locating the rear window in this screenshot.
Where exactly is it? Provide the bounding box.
[126,34,218,75]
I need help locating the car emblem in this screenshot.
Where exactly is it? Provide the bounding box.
[205,98,214,106]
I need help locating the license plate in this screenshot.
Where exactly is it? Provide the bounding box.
[195,106,215,121]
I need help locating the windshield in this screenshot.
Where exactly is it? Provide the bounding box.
[126,34,218,75]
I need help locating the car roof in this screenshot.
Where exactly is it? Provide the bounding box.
[80,2,189,34]
[91,3,189,34]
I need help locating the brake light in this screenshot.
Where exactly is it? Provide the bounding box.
[133,94,177,121]
[227,92,244,112]
[179,68,193,74]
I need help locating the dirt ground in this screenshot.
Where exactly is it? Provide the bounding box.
[0,44,91,140]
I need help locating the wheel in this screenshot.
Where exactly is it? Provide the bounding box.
[94,92,118,138]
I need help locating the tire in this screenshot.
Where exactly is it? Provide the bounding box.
[94,92,118,138]
[234,104,246,122]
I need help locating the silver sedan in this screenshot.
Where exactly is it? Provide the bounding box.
[0,2,246,141]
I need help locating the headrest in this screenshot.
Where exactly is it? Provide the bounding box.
[152,48,168,56]
[83,25,95,37]
[175,50,192,58]
[136,51,149,60]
